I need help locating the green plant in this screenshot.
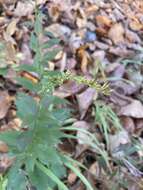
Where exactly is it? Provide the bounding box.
[0,8,110,190]
[93,102,143,189]
[94,102,122,149]
[0,175,7,190]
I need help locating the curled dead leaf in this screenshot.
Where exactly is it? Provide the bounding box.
[120,116,135,134]
[0,141,8,153]
[125,29,141,43]
[109,129,130,156]
[0,156,14,173]
[0,91,11,119]
[108,23,124,44]
[46,23,71,38]
[73,121,91,145]
[68,172,78,185]
[6,19,18,36]
[76,88,97,119]
[119,100,143,118]
[54,81,84,98]
[96,15,112,27]
[85,5,99,16]
[129,20,143,31]
[14,1,35,17]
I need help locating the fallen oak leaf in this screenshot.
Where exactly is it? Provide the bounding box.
[0,91,11,119]
[96,15,112,27]
[77,45,91,73]
[0,141,8,153]
[118,100,143,118]
[6,19,18,36]
[129,20,143,31]
[108,23,124,44]
[76,88,97,119]
[14,1,35,17]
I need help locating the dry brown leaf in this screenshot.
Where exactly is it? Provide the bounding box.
[0,156,14,173]
[77,46,90,73]
[59,52,67,71]
[0,17,7,26]
[95,27,108,37]
[106,62,120,73]
[81,51,90,73]
[136,119,143,130]
[6,19,18,36]
[109,129,130,154]
[76,17,87,28]
[73,121,91,144]
[8,118,22,130]
[0,141,8,153]
[36,0,47,5]
[119,100,143,118]
[14,1,35,17]
[20,42,33,65]
[125,29,141,43]
[54,81,84,98]
[129,20,143,31]
[92,50,105,62]
[76,88,97,119]
[76,8,87,28]
[108,23,124,44]
[6,42,16,62]
[0,0,16,4]
[68,172,78,185]
[94,41,109,50]
[46,24,71,38]
[50,0,71,11]
[0,91,11,119]
[109,46,135,58]
[111,83,137,103]
[120,116,135,134]
[85,5,99,15]
[111,64,125,78]
[89,162,100,178]
[127,70,143,88]
[96,15,112,27]
[48,5,61,22]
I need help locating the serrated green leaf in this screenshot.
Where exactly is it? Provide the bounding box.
[16,77,38,92]
[51,163,67,179]
[0,131,21,148]
[16,93,38,126]
[0,175,7,190]
[29,165,55,190]
[65,162,94,190]
[0,67,8,76]
[25,156,35,173]
[38,147,62,165]
[52,108,70,123]
[16,64,37,73]
[44,31,55,38]
[40,95,67,107]
[36,161,69,190]
[41,38,60,49]
[16,130,33,152]
[34,12,43,35]
[7,165,27,190]
[35,127,63,146]
[30,32,38,52]
[42,49,60,62]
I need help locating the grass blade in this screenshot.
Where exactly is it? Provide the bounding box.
[65,162,94,190]
[36,161,68,190]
